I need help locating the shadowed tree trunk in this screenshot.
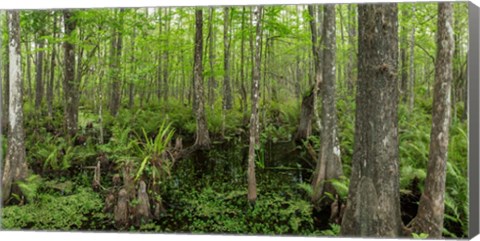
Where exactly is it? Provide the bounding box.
[247,5,263,203]
[311,4,343,204]
[193,8,210,149]
[240,7,248,120]
[35,30,45,110]
[2,10,28,204]
[407,3,454,238]
[25,35,32,101]
[47,13,57,119]
[207,8,216,108]
[63,10,79,139]
[294,5,321,141]
[223,7,233,110]
[341,3,402,237]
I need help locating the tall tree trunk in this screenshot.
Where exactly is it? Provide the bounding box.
[247,5,263,203]
[156,9,163,101]
[341,4,402,237]
[2,10,28,204]
[193,8,210,149]
[311,4,342,204]
[240,7,248,119]
[163,8,170,103]
[35,32,45,110]
[47,13,57,119]
[223,7,233,110]
[109,10,123,116]
[408,3,454,238]
[452,13,461,122]
[294,5,320,141]
[63,10,79,139]
[294,56,302,99]
[207,8,216,109]
[128,11,137,109]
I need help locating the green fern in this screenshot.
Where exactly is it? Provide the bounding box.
[17,174,43,203]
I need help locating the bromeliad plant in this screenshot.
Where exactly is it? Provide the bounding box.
[134,120,175,191]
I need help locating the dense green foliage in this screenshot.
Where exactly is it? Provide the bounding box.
[0,2,469,238]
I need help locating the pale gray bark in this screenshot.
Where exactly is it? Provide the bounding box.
[2,10,28,204]
[247,5,263,203]
[408,3,454,238]
[311,4,343,204]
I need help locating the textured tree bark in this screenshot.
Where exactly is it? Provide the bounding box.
[135,180,151,226]
[247,5,263,203]
[223,7,233,110]
[311,4,343,204]
[193,9,211,149]
[63,10,79,140]
[341,4,402,237]
[114,188,129,229]
[408,3,454,238]
[2,11,28,204]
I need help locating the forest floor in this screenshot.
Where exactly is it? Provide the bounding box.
[0,99,468,237]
